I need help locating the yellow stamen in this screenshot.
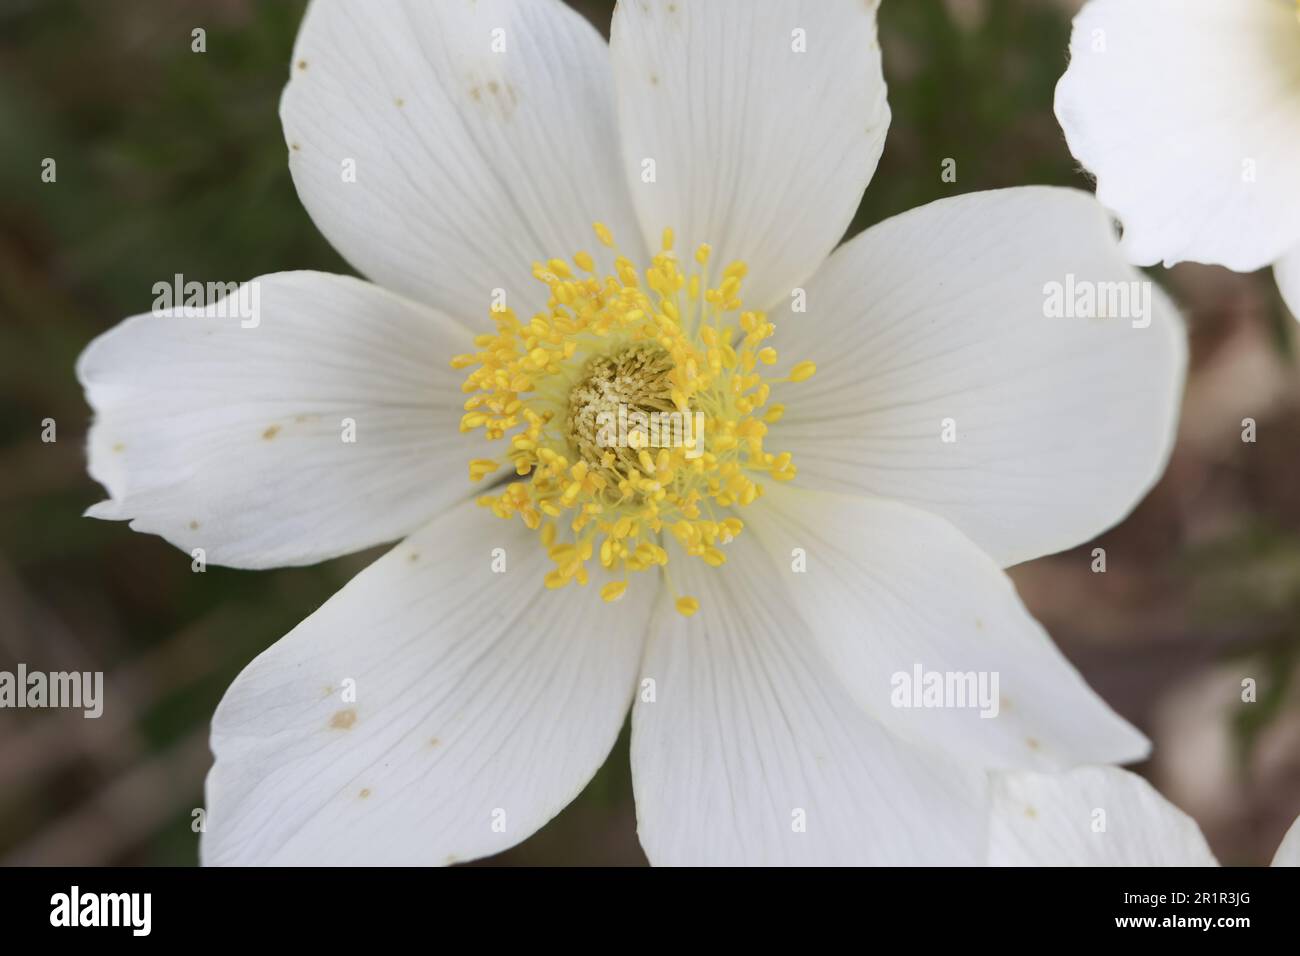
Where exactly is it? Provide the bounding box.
[788,360,817,382]
[453,225,813,608]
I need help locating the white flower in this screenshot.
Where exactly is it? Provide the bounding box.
[1055,0,1300,319]
[78,0,1185,865]
[990,765,1300,866]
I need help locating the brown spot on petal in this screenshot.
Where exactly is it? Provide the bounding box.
[297,59,309,70]
[330,708,357,730]
[428,737,441,748]
[469,80,518,120]
[1026,736,1041,751]
[262,424,281,440]
[358,788,371,799]
[189,520,200,531]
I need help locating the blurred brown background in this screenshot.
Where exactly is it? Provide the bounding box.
[1,0,1297,865]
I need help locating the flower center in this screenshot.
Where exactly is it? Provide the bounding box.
[453,225,815,614]
[565,343,678,491]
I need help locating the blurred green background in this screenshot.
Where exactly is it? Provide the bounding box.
[1,0,1298,865]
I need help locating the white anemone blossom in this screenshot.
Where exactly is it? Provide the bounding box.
[78,0,1185,865]
[1055,0,1300,319]
[990,766,1300,867]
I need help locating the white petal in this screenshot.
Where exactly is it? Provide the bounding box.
[631,532,986,866]
[1055,0,1300,271]
[78,272,477,569]
[283,0,644,320]
[610,0,890,310]
[990,766,1218,866]
[767,187,1186,567]
[1276,243,1300,322]
[202,502,655,866]
[747,483,1150,771]
[1272,814,1300,867]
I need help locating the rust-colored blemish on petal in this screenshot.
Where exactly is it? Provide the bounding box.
[330,708,357,730]
[468,79,517,119]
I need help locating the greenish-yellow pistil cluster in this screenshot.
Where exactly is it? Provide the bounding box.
[566,343,677,487]
[453,224,815,615]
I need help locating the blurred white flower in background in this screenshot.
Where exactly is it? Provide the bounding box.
[1056,0,1300,319]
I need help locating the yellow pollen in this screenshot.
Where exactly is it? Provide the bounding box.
[453,223,815,607]
[788,360,817,383]
[675,596,700,617]
[601,580,628,603]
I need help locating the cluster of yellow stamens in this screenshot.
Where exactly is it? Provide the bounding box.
[453,225,815,615]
